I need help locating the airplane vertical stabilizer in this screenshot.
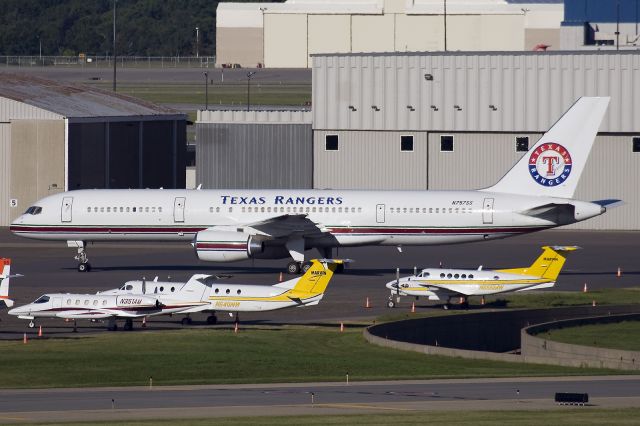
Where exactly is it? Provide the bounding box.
[483,97,609,199]
[498,246,580,281]
[290,259,343,296]
[0,258,14,308]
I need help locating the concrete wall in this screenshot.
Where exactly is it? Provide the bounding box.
[365,305,640,369]
[0,124,11,226]
[10,120,65,220]
[264,14,308,68]
[522,314,640,370]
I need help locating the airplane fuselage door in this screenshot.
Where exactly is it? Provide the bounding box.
[376,204,385,223]
[174,197,186,223]
[61,197,73,222]
[482,198,494,224]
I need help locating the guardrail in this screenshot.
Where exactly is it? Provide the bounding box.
[1,56,216,69]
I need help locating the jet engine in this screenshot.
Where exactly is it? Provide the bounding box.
[194,230,264,262]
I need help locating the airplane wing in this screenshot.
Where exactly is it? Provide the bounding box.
[406,280,468,297]
[238,214,328,238]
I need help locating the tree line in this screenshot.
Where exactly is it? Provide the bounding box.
[0,0,282,57]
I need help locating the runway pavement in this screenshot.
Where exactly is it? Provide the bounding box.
[1,376,639,423]
[0,228,638,336]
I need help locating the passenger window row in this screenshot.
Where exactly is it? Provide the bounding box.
[390,207,472,214]
[66,298,108,306]
[208,206,363,214]
[214,288,243,295]
[439,272,475,279]
[86,206,163,213]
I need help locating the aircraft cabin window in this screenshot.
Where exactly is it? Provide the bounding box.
[100,207,104,212]
[216,207,220,213]
[107,207,111,213]
[209,207,213,213]
[84,300,89,306]
[160,287,164,292]
[87,207,91,213]
[242,207,246,213]
[126,207,130,212]
[429,208,433,214]
[358,207,362,213]
[237,289,241,295]
[34,295,50,304]
[145,207,149,213]
[159,207,163,213]
[261,207,265,213]
[455,208,459,213]
[332,207,336,213]
[215,288,219,294]
[440,273,445,278]
[449,208,453,213]
[403,208,407,213]
[494,276,500,280]
[75,300,80,305]
[151,207,156,213]
[94,207,98,212]
[280,207,285,213]
[286,207,291,213]
[226,289,230,294]
[67,299,71,304]
[447,273,452,278]
[133,207,136,212]
[409,208,414,213]
[93,300,98,306]
[139,207,143,212]
[171,287,175,292]
[454,274,459,279]
[267,207,271,213]
[103,300,107,306]
[120,207,124,212]
[461,274,467,279]
[338,207,342,213]
[229,207,233,213]
[469,274,474,279]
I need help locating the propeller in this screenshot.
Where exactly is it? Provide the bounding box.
[394,268,401,296]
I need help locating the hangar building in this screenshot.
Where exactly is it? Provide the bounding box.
[0,73,187,226]
[198,50,640,230]
[216,0,564,68]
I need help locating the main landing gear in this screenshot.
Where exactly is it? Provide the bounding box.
[286,261,313,275]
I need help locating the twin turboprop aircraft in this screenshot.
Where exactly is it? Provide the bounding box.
[10,97,615,273]
[386,246,579,309]
[8,259,343,330]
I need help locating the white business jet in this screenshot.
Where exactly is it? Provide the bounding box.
[11,98,615,273]
[0,259,17,310]
[101,258,345,324]
[386,245,579,309]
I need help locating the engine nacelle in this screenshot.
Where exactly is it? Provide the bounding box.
[115,295,161,309]
[195,230,264,262]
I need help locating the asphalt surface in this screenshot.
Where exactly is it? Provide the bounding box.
[1,377,639,423]
[0,228,638,336]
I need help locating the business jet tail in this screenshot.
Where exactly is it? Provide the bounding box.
[0,258,15,308]
[278,259,347,301]
[498,246,580,283]
[483,97,609,199]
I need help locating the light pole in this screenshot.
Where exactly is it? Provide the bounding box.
[112,0,117,92]
[246,71,256,111]
[203,71,208,110]
[195,26,200,58]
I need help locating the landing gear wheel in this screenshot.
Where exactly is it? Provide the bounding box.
[206,315,218,325]
[181,317,193,326]
[301,262,312,273]
[387,299,396,308]
[28,321,35,328]
[286,261,301,275]
[123,319,133,331]
[78,262,91,272]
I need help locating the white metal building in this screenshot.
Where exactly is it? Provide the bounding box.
[216,0,563,68]
[311,50,640,230]
[0,73,187,226]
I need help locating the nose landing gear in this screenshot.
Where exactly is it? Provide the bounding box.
[69,241,91,272]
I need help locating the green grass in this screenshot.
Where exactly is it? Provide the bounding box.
[542,320,640,351]
[16,409,640,426]
[0,327,622,389]
[90,82,312,106]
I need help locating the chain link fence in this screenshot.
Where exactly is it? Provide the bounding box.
[1,56,216,68]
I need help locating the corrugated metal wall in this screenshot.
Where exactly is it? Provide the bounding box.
[197,123,312,189]
[312,52,640,133]
[314,130,428,190]
[0,97,61,122]
[0,124,11,226]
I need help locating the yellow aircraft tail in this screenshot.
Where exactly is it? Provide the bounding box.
[289,259,345,296]
[498,246,580,280]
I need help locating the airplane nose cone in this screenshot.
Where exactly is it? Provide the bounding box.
[8,307,20,315]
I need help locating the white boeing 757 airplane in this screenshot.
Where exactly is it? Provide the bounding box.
[11,97,615,273]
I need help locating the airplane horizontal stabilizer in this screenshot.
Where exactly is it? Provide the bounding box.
[591,199,624,208]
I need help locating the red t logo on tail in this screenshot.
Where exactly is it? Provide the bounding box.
[542,156,558,176]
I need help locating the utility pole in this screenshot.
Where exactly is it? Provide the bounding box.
[616,0,620,50]
[203,71,208,110]
[196,26,200,58]
[444,0,448,51]
[113,0,117,92]
[246,71,256,111]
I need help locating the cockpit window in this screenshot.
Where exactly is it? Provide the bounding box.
[24,206,43,215]
[126,285,133,290]
[34,295,50,304]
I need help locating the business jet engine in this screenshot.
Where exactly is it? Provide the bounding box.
[194,230,265,262]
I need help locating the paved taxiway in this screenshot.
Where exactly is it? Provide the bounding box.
[0,228,637,335]
[1,376,639,423]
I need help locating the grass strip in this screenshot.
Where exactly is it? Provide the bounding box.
[0,327,622,389]
[542,320,640,351]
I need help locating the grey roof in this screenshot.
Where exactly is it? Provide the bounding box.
[311,49,640,58]
[0,72,184,119]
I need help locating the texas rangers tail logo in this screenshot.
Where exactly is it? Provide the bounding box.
[528,142,572,186]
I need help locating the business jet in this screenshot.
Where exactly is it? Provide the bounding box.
[0,258,18,310]
[101,258,343,324]
[10,97,614,274]
[386,245,579,309]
